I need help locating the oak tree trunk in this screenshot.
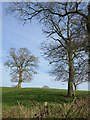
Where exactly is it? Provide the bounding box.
[68,51,75,97]
[16,67,23,88]
[87,4,90,82]
[74,82,77,90]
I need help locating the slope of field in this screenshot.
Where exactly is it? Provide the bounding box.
[2,87,90,118]
[2,87,67,108]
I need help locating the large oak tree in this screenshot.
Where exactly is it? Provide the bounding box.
[4,48,38,88]
[6,2,89,96]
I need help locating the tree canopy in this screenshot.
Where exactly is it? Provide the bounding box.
[6,2,89,96]
[4,48,38,88]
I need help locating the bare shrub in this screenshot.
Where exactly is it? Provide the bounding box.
[2,98,89,118]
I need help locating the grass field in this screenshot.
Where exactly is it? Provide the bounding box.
[1,87,90,118]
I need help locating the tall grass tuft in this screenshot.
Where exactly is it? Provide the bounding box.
[2,98,89,118]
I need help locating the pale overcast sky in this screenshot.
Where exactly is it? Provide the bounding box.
[0,2,88,90]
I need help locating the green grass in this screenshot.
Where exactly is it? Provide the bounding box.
[2,87,90,118]
[2,87,67,109]
[2,87,89,109]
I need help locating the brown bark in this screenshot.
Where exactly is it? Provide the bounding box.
[68,51,75,97]
[16,66,23,88]
[87,4,90,82]
[16,81,22,88]
[74,82,77,90]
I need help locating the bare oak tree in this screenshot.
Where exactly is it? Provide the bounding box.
[6,2,89,96]
[4,48,38,88]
